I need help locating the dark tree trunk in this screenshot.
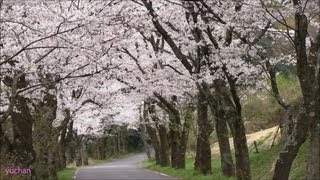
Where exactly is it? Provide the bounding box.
[170,115,181,169]
[194,89,213,175]
[306,63,320,180]
[169,128,180,168]
[230,114,251,180]
[222,95,250,180]
[148,102,170,167]
[75,149,82,167]
[11,96,36,169]
[306,15,320,179]
[98,138,106,159]
[112,137,117,156]
[81,140,89,166]
[266,60,294,141]
[139,120,153,160]
[48,149,58,180]
[306,115,320,180]
[176,133,187,169]
[117,133,121,155]
[0,74,36,179]
[215,117,234,177]
[158,124,170,167]
[143,101,161,164]
[272,109,311,180]
[58,109,71,170]
[74,134,83,167]
[199,83,235,177]
[66,148,73,165]
[153,93,183,169]
[195,132,212,174]
[33,93,58,179]
[273,9,319,180]
[147,126,161,164]
[65,120,74,165]
[214,79,250,180]
[58,144,66,170]
[176,106,192,169]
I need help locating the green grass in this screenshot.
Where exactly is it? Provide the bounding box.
[143,143,308,180]
[242,74,302,132]
[143,158,230,180]
[57,168,77,180]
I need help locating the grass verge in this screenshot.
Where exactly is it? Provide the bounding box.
[57,168,77,180]
[143,143,307,180]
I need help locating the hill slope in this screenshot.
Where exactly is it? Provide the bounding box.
[211,126,282,155]
[144,126,307,180]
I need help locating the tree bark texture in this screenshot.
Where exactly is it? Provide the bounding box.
[273,8,320,179]
[215,114,235,177]
[214,79,250,180]
[176,105,193,169]
[199,83,235,177]
[143,101,161,164]
[33,93,58,179]
[158,124,170,167]
[194,89,213,175]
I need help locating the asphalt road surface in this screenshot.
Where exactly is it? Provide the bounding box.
[74,153,178,180]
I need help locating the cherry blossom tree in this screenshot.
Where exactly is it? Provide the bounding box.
[137,0,273,178]
[1,0,318,179]
[257,0,320,179]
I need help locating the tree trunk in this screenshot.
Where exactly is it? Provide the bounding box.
[230,114,251,180]
[65,148,73,165]
[194,89,213,174]
[98,138,106,159]
[48,149,58,180]
[306,68,320,180]
[117,133,121,155]
[143,101,161,164]
[266,60,294,141]
[75,148,82,167]
[176,132,187,169]
[214,78,251,180]
[58,146,66,170]
[145,124,161,164]
[199,82,235,177]
[306,19,320,178]
[58,108,70,170]
[215,117,235,177]
[139,121,153,160]
[176,105,193,169]
[11,96,36,169]
[169,128,180,168]
[33,93,58,179]
[306,117,320,180]
[273,10,319,180]
[152,93,183,169]
[158,125,170,167]
[81,140,89,166]
[195,132,212,174]
[220,94,250,179]
[65,120,74,165]
[273,104,313,180]
[74,134,83,167]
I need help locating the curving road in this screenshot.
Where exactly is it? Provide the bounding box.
[74,153,178,180]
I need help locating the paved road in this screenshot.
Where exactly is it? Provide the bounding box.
[74,153,178,180]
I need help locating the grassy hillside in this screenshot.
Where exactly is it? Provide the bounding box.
[143,74,306,179]
[143,142,307,180]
